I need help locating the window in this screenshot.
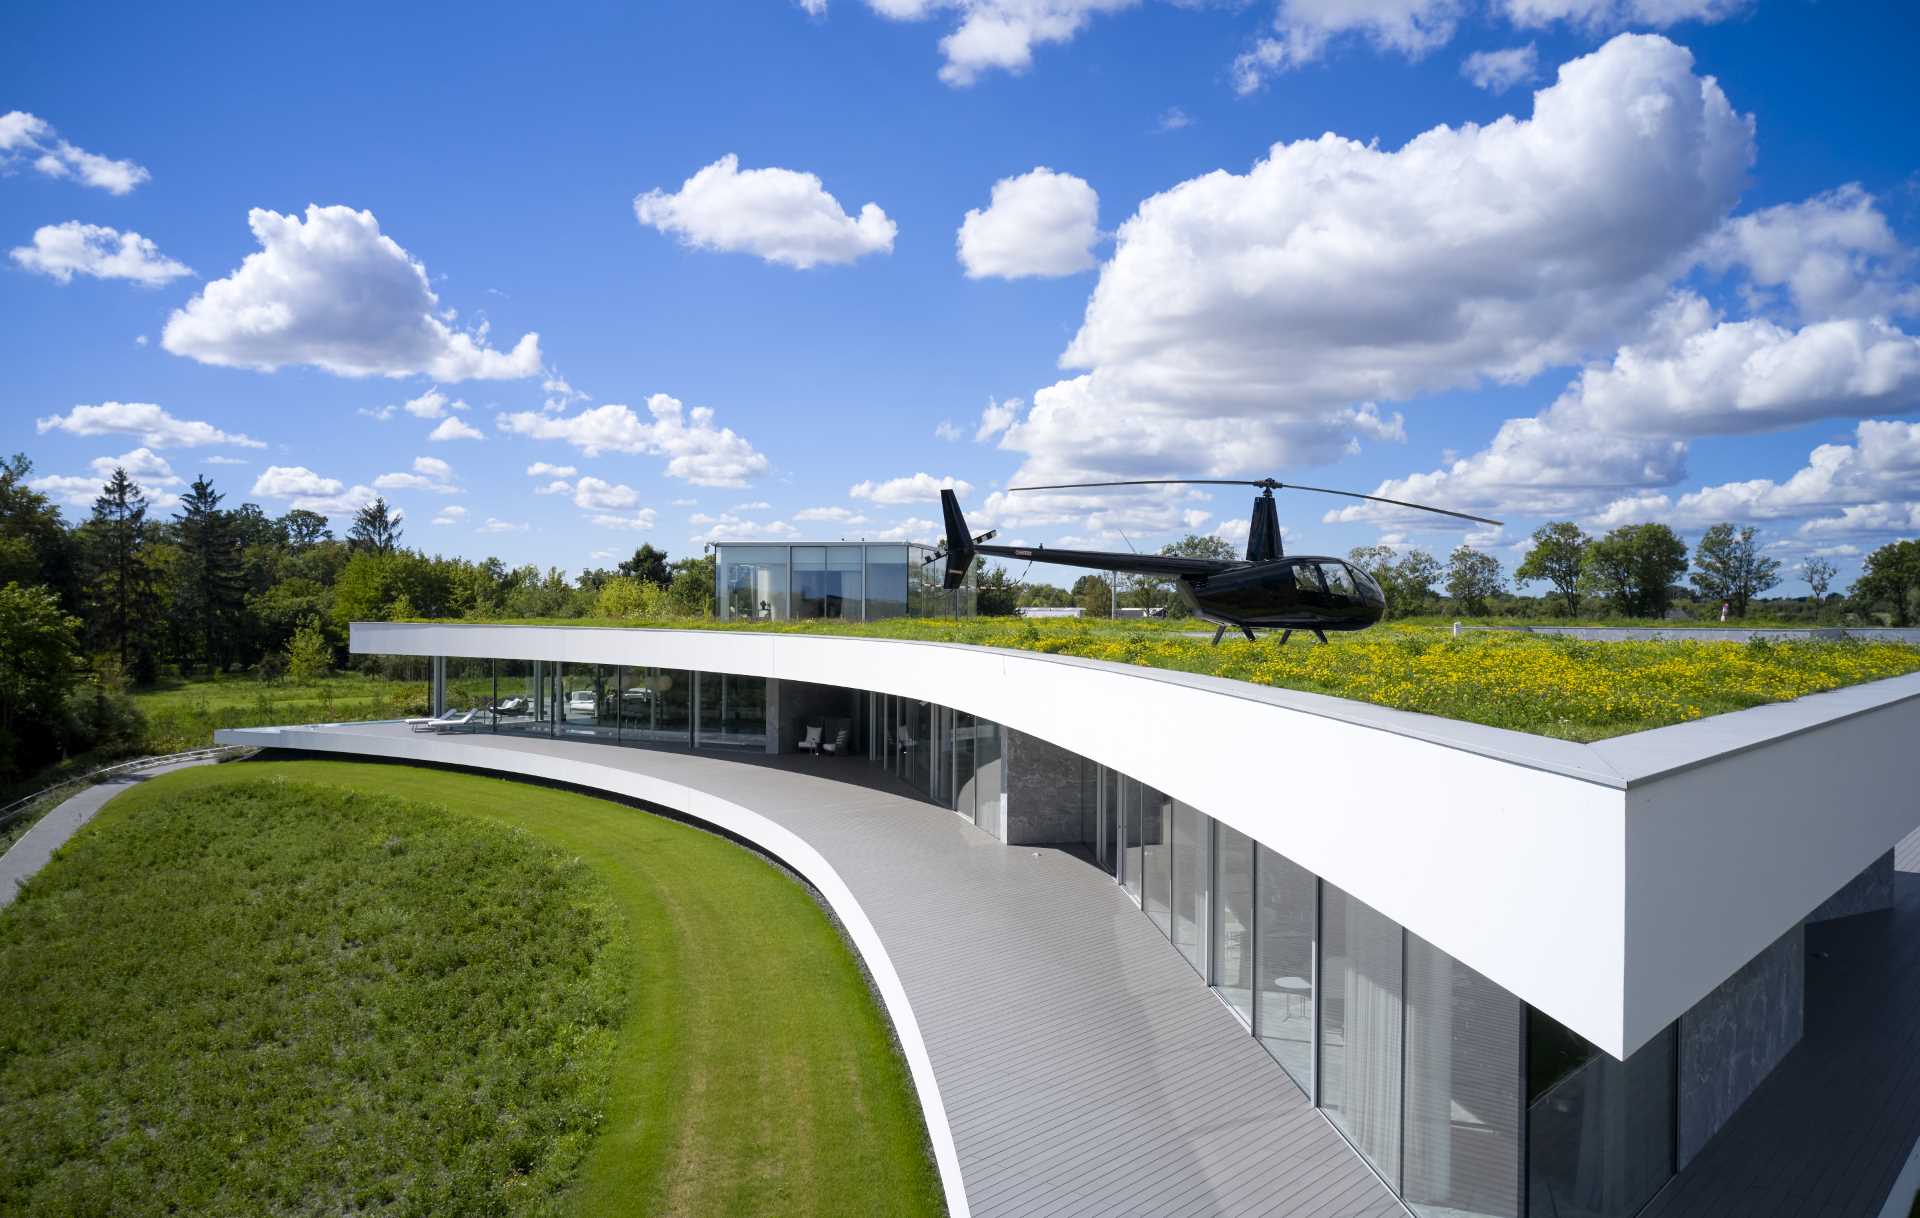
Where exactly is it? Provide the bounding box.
[1121,776,1142,904]
[1322,563,1358,597]
[1526,1015,1675,1218]
[1405,934,1522,1218]
[948,709,977,822]
[1294,563,1327,596]
[1255,846,1315,1092]
[1214,823,1255,1024]
[1320,881,1404,1185]
[1142,786,1172,936]
[792,546,865,619]
[865,545,908,619]
[696,672,767,749]
[1172,801,1210,977]
[720,546,789,621]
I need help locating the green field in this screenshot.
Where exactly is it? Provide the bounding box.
[132,672,431,754]
[0,761,942,1218]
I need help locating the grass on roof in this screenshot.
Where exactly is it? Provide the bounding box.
[0,761,942,1218]
[420,616,1920,742]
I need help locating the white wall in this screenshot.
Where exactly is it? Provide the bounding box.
[347,622,1920,1061]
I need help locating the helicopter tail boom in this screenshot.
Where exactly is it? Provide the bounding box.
[940,489,974,589]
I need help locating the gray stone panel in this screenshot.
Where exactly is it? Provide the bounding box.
[1807,849,1895,923]
[1004,727,1086,845]
[1677,922,1804,1169]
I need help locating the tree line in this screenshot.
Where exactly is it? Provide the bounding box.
[0,454,711,785]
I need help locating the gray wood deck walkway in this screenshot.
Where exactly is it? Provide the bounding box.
[243,726,1402,1218]
[1642,826,1920,1218]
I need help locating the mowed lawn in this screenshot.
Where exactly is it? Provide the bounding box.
[0,761,943,1218]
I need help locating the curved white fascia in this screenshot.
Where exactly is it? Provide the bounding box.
[348,622,1920,1062]
[217,723,972,1218]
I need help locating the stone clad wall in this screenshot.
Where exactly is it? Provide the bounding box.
[1806,849,1895,923]
[1676,923,1805,1169]
[1004,728,1086,845]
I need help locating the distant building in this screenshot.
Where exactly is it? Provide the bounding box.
[711,540,977,622]
[1015,606,1083,619]
[1116,605,1168,619]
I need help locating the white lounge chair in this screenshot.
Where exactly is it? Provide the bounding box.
[799,725,824,756]
[822,727,854,756]
[419,709,476,733]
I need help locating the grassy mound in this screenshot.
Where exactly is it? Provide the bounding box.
[0,777,623,1217]
[0,762,944,1218]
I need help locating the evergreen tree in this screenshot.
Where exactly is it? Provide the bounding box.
[348,497,403,554]
[175,475,247,674]
[617,544,673,587]
[84,468,162,681]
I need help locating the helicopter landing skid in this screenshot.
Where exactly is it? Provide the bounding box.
[1209,623,1259,646]
[1275,628,1331,646]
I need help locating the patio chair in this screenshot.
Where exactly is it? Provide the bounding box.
[822,727,853,756]
[423,709,476,733]
[799,724,824,756]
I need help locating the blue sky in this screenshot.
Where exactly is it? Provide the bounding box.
[4,0,1917,592]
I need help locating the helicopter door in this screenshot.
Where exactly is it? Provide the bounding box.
[1291,562,1328,620]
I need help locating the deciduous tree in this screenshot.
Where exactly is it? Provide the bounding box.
[1852,539,1920,626]
[1515,522,1589,616]
[1689,523,1781,618]
[1580,524,1688,618]
[1445,546,1505,616]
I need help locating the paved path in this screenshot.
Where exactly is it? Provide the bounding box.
[223,722,1401,1218]
[0,759,213,909]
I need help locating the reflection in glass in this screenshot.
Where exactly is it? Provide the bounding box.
[948,709,977,822]
[866,546,908,620]
[558,663,617,741]
[1405,934,1522,1218]
[721,545,789,621]
[1213,822,1254,1024]
[1121,777,1143,905]
[973,718,1001,832]
[1321,880,1404,1185]
[1142,786,1172,936]
[696,672,767,749]
[1526,1015,1675,1218]
[1255,845,1315,1092]
[1172,801,1210,977]
[492,658,545,736]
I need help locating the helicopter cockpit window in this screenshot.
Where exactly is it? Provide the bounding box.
[1292,564,1326,595]
[1320,563,1357,597]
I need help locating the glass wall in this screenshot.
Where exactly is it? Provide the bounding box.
[1142,786,1172,936]
[793,546,865,619]
[721,545,789,621]
[1321,881,1405,1186]
[1121,777,1143,905]
[1214,823,1255,1025]
[696,671,767,749]
[493,658,547,737]
[1255,846,1316,1093]
[866,546,908,620]
[1406,933,1523,1218]
[1526,1014,1675,1218]
[558,663,618,741]
[1172,800,1210,978]
[712,542,973,621]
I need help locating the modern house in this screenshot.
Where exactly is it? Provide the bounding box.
[711,539,977,621]
[219,622,1920,1218]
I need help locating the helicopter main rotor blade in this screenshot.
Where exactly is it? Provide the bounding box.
[1004,476,1500,526]
[1282,483,1503,527]
[1007,479,1266,492]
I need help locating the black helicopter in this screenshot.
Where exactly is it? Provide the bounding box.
[934,478,1501,644]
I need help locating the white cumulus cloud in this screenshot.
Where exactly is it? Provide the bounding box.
[0,111,150,194]
[526,462,577,478]
[88,448,181,486]
[429,417,485,442]
[1497,0,1750,31]
[572,476,641,511]
[161,205,542,380]
[10,222,191,285]
[957,167,1099,279]
[373,456,461,494]
[591,510,661,531]
[36,402,264,449]
[248,465,380,516]
[432,505,469,526]
[1002,35,1754,490]
[1462,44,1538,92]
[496,394,770,486]
[1235,0,1463,91]
[849,473,974,505]
[634,155,896,269]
